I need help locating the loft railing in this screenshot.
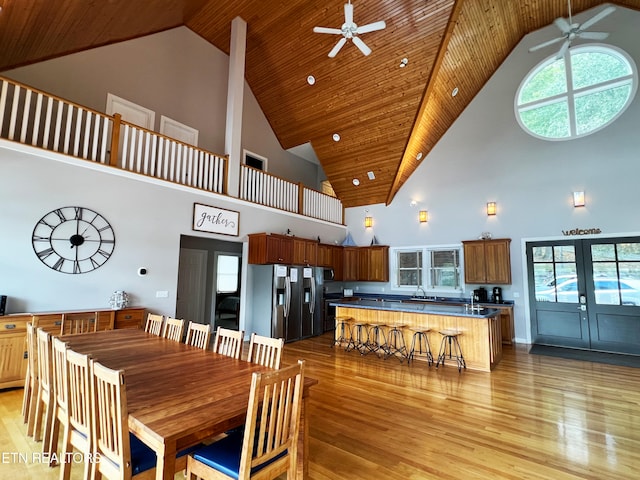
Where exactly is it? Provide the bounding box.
[0,75,343,224]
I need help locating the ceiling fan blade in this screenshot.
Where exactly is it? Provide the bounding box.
[529,36,564,53]
[313,26,343,35]
[352,36,371,56]
[554,17,571,33]
[580,6,615,31]
[356,20,386,34]
[556,39,571,59]
[579,31,609,40]
[328,37,347,58]
[345,2,353,25]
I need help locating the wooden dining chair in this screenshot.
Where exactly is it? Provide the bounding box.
[33,328,55,456]
[23,322,39,433]
[60,311,98,335]
[49,336,69,467]
[186,360,305,480]
[163,317,185,342]
[212,326,244,359]
[246,333,284,369]
[60,348,93,480]
[144,313,164,336]
[185,321,211,350]
[90,360,202,480]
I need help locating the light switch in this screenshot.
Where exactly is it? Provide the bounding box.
[156,291,169,298]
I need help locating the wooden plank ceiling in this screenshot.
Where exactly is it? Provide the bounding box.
[0,0,638,208]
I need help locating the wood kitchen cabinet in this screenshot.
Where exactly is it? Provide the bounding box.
[248,233,293,264]
[463,238,512,284]
[292,238,318,266]
[343,246,389,282]
[493,304,514,344]
[317,244,333,267]
[332,245,344,281]
[342,247,359,281]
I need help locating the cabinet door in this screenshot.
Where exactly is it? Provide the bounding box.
[317,244,332,267]
[293,239,317,265]
[343,247,359,281]
[368,246,389,282]
[332,246,344,280]
[115,308,146,329]
[484,239,511,284]
[358,248,370,281]
[463,242,487,284]
[0,318,28,389]
[266,236,293,264]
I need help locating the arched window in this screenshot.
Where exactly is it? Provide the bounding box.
[515,45,637,140]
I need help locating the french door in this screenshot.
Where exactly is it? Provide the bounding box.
[527,237,640,354]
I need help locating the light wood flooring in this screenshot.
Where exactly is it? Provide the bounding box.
[2,332,640,479]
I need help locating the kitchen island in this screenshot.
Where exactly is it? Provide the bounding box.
[331,299,502,371]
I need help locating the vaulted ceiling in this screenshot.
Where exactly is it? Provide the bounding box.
[0,0,637,208]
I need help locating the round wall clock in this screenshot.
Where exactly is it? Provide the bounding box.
[32,206,116,274]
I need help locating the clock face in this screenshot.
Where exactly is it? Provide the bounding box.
[32,206,116,274]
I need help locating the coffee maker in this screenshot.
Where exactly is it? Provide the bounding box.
[492,287,502,304]
[473,287,488,303]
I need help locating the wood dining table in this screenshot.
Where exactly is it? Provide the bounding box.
[62,328,316,480]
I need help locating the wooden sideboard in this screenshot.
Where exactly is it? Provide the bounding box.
[0,307,146,389]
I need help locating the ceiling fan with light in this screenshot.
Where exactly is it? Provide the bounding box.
[528,1,615,59]
[313,0,386,58]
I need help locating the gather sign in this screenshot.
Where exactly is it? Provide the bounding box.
[192,203,239,236]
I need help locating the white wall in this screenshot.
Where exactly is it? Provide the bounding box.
[344,6,640,343]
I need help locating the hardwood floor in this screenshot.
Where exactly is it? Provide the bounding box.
[2,332,640,479]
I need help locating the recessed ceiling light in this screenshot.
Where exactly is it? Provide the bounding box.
[399,58,409,68]
[307,75,315,85]
[451,87,459,97]
[367,171,375,180]
[416,152,423,161]
[332,133,340,142]
[352,178,360,186]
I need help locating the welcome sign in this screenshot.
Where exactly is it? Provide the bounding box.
[192,203,239,237]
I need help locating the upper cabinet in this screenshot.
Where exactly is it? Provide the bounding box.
[292,238,318,266]
[462,238,511,284]
[248,233,293,265]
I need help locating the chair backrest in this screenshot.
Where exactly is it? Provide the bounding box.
[90,360,133,479]
[61,312,98,336]
[145,313,164,336]
[36,328,53,395]
[213,326,244,359]
[185,321,211,350]
[163,317,185,342]
[65,348,92,440]
[247,333,284,369]
[52,337,69,417]
[26,322,38,382]
[238,360,305,478]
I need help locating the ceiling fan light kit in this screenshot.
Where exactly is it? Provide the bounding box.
[313,0,386,58]
[529,1,615,59]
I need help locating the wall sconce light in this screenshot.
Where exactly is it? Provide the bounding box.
[364,216,373,228]
[573,191,585,207]
[486,202,497,216]
[419,210,428,223]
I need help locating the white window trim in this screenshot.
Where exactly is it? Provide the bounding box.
[389,244,465,295]
[243,149,268,172]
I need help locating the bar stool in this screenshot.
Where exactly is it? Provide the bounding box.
[408,327,433,366]
[367,321,389,358]
[385,323,408,362]
[332,316,354,350]
[347,321,370,355]
[436,329,466,372]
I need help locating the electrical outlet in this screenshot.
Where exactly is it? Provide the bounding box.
[156,291,169,298]
[513,292,520,298]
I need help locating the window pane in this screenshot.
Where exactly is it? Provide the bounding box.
[593,261,617,278]
[398,251,420,268]
[217,255,239,293]
[520,100,570,138]
[554,246,575,262]
[519,60,566,104]
[399,270,419,286]
[533,246,553,262]
[617,243,640,261]
[575,84,632,135]
[572,51,631,89]
[591,244,616,261]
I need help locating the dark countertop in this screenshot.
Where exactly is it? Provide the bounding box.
[326,292,514,307]
[329,299,499,318]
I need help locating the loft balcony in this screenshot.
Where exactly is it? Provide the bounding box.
[0,75,343,225]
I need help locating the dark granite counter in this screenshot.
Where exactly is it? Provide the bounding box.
[329,298,499,319]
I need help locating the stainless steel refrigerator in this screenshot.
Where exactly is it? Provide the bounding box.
[250,265,323,342]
